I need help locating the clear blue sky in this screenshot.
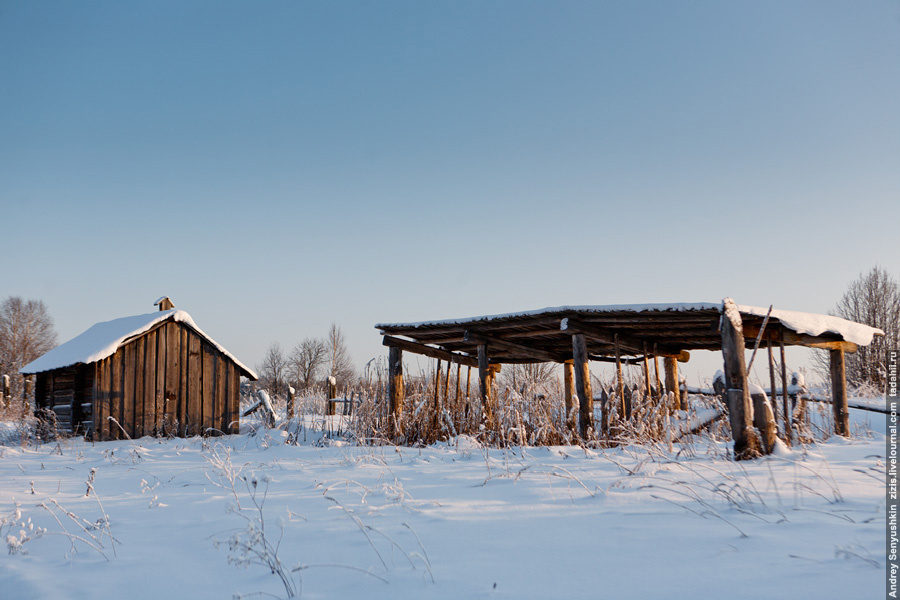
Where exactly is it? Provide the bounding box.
[2,1,898,384]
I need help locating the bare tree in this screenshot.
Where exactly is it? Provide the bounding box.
[827,266,900,391]
[500,362,558,395]
[257,342,288,398]
[325,323,355,389]
[0,297,58,401]
[289,337,326,392]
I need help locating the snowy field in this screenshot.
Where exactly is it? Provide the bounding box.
[0,406,886,600]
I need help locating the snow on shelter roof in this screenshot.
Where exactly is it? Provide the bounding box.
[377,301,883,358]
[20,309,258,379]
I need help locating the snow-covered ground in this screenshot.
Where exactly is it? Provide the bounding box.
[0,405,885,600]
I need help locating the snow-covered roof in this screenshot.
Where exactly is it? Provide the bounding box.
[20,309,258,378]
[377,301,883,348]
[733,303,881,347]
[377,302,722,329]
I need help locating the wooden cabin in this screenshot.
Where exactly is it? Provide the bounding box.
[20,300,257,440]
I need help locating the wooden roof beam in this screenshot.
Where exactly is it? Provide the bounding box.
[382,336,479,368]
[464,330,564,363]
[743,324,859,354]
[562,317,690,360]
[561,318,643,354]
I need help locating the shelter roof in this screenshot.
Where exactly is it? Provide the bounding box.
[376,301,882,364]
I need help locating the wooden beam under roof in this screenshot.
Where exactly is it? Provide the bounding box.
[742,324,859,353]
[463,330,563,363]
[382,336,479,368]
[562,317,690,359]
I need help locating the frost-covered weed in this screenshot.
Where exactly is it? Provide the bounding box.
[206,446,297,598]
[2,504,46,555]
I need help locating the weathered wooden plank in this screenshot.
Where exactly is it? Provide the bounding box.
[563,360,574,427]
[143,329,158,437]
[215,355,227,433]
[202,344,215,435]
[123,342,135,438]
[155,326,167,433]
[231,364,241,434]
[188,333,202,436]
[179,326,189,435]
[572,334,593,438]
[110,352,122,440]
[165,323,178,434]
[52,389,75,402]
[94,361,107,440]
[223,360,234,434]
[830,348,849,436]
[133,337,145,437]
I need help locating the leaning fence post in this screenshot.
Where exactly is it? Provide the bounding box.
[23,375,33,409]
[287,386,295,420]
[1,374,9,408]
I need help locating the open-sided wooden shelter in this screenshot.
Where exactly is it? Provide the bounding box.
[20,299,257,440]
[376,300,883,458]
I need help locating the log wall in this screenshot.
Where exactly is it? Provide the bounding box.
[34,366,94,435]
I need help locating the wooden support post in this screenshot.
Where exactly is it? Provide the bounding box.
[563,360,575,428]
[478,344,493,423]
[664,357,680,412]
[598,387,609,436]
[615,334,627,420]
[642,343,652,400]
[454,363,461,415]
[388,346,404,436]
[767,334,788,445]
[572,334,593,439]
[443,361,451,407]
[464,365,472,423]
[830,348,849,436]
[780,331,789,435]
[721,299,762,459]
[432,359,443,435]
[433,359,442,405]
[653,346,662,401]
